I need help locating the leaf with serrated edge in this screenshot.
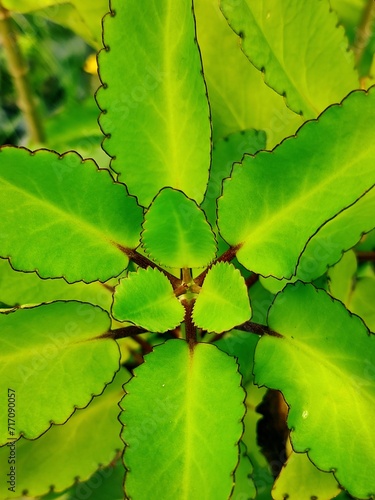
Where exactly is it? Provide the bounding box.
[0,147,143,283]
[193,262,251,333]
[194,0,302,148]
[0,368,129,497]
[97,0,211,207]
[272,451,341,500]
[112,267,184,332]
[0,258,114,311]
[254,282,375,498]
[121,339,245,499]
[0,301,120,443]
[142,188,217,269]
[261,186,375,294]
[219,87,375,279]
[220,0,358,118]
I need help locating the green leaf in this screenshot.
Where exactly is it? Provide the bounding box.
[254,282,375,498]
[202,129,266,230]
[194,0,303,147]
[272,451,341,500]
[141,188,217,269]
[0,368,129,497]
[121,339,245,499]
[218,87,375,279]
[261,186,375,293]
[112,267,185,332]
[350,277,375,331]
[0,258,114,311]
[193,262,251,333]
[220,0,358,118]
[97,0,211,207]
[232,441,257,500]
[0,147,143,283]
[328,250,357,304]
[0,301,120,443]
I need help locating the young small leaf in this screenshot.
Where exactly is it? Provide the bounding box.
[254,282,375,498]
[0,147,143,283]
[112,267,184,332]
[0,368,129,497]
[121,339,245,500]
[272,451,341,500]
[219,87,375,279]
[0,301,120,443]
[350,277,375,331]
[220,0,358,118]
[141,188,217,269]
[193,262,251,333]
[97,0,211,206]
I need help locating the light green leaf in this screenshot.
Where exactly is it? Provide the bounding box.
[220,0,358,118]
[141,188,217,269]
[193,262,251,333]
[254,282,375,498]
[121,339,245,500]
[272,451,341,500]
[194,0,303,147]
[350,277,375,331]
[0,258,114,311]
[202,129,266,230]
[0,368,129,497]
[112,267,185,332]
[261,186,375,293]
[328,250,357,304]
[0,301,120,443]
[97,0,211,207]
[0,147,142,283]
[232,441,257,500]
[219,87,375,279]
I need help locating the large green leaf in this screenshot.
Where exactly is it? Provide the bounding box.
[220,0,359,118]
[194,0,303,147]
[272,451,341,500]
[141,188,217,269]
[121,339,245,499]
[0,258,114,311]
[193,262,251,333]
[0,147,142,283]
[218,87,375,279]
[261,186,375,293]
[97,0,211,207]
[0,368,129,497]
[112,267,185,332]
[0,301,120,443]
[254,283,375,498]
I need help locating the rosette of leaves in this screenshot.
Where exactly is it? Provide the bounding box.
[0,0,375,498]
